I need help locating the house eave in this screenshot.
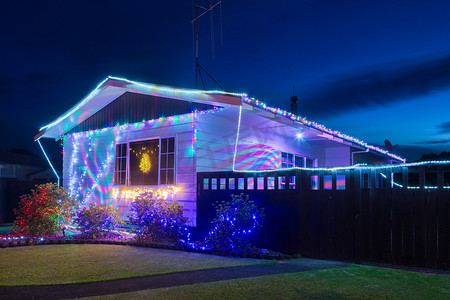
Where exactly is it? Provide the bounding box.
[35,76,244,141]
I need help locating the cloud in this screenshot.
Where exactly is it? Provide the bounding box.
[414,139,450,145]
[301,53,450,116]
[438,121,450,134]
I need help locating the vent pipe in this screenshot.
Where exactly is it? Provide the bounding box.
[290,85,298,115]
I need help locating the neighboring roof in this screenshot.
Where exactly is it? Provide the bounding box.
[0,151,48,168]
[35,76,243,141]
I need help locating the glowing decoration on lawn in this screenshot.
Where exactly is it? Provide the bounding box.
[139,152,151,174]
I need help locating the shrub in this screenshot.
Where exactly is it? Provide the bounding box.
[75,203,122,239]
[205,193,264,253]
[13,183,78,237]
[128,192,189,243]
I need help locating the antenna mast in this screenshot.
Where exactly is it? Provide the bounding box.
[192,1,224,90]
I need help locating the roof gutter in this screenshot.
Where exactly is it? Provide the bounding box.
[351,148,370,166]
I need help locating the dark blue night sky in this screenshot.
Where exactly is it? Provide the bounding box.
[1,0,450,161]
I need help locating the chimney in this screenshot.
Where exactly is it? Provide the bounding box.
[290,85,298,115]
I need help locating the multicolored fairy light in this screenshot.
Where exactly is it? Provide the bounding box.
[111,186,181,201]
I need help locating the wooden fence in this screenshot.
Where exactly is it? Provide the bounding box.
[197,164,450,270]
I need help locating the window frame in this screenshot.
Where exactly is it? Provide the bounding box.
[281,151,317,168]
[115,143,128,186]
[114,136,177,187]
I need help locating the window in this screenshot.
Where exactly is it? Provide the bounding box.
[282,152,316,168]
[408,172,419,188]
[220,178,226,190]
[160,137,175,185]
[376,173,386,188]
[115,137,175,186]
[203,178,209,190]
[281,152,294,168]
[361,173,370,188]
[393,173,402,188]
[444,172,450,187]
[115,144,127,185]
[229,178,235,190]
[211,178,217,190]
[257,177,264,190]
[267,177,275,189]
[129,139,160,185]
[238,178,244,190]
[278,176,286,189]
[311,175,319,190]
[295,155,305,168]
[289,176,296,189]
[247,177,255,190]
[425,172,437,187]
[324,175,332,190]
[336,175,345,190]
[306,158,315,167]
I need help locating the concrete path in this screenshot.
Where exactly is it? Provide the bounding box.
[0,258,348,299]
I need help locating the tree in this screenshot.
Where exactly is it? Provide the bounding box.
[75,203,122,239]
[206,194,264,253]
[128,192,189,243]
[13,183,78,237]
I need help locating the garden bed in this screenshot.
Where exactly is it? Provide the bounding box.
[0,236,295,260]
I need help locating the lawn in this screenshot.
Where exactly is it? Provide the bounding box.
[92,264,450,300]
[0,244,270,285]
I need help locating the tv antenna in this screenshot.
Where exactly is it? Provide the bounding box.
[191,1,224,90]
[384,139,399,151]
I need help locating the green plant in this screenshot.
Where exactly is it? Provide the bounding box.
[129,192,189,243]
[75,203,123,238]
[206,194,264,253]
[12,183,78,237]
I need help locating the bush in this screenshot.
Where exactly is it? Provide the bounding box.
[128,192,189,243]
[13,183,78,237]
[205,194,264,253]
[75,203,122,239]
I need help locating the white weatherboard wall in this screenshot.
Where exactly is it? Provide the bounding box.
[196,107,328,171]
[63,113,198,226]
[325,146,351,167]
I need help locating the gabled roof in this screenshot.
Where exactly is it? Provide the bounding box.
[34,76,243,141]
[35,76,405,162]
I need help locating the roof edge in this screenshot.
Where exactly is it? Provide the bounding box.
[243,96,406,163]
[35,76,245,141]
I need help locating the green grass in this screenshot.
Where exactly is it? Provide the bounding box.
[93,264,450,300]
[0,244,270,286]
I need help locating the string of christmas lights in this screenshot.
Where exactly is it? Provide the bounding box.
[242,96,406,163]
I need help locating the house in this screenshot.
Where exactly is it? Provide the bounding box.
[34,76,404,226]
[0,150,57,182]
[0,150,58,223]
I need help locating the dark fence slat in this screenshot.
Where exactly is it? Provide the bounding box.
[425,190,438,269]
[438,190,450,270]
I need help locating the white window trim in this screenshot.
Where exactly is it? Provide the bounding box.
[115,135,177,187]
